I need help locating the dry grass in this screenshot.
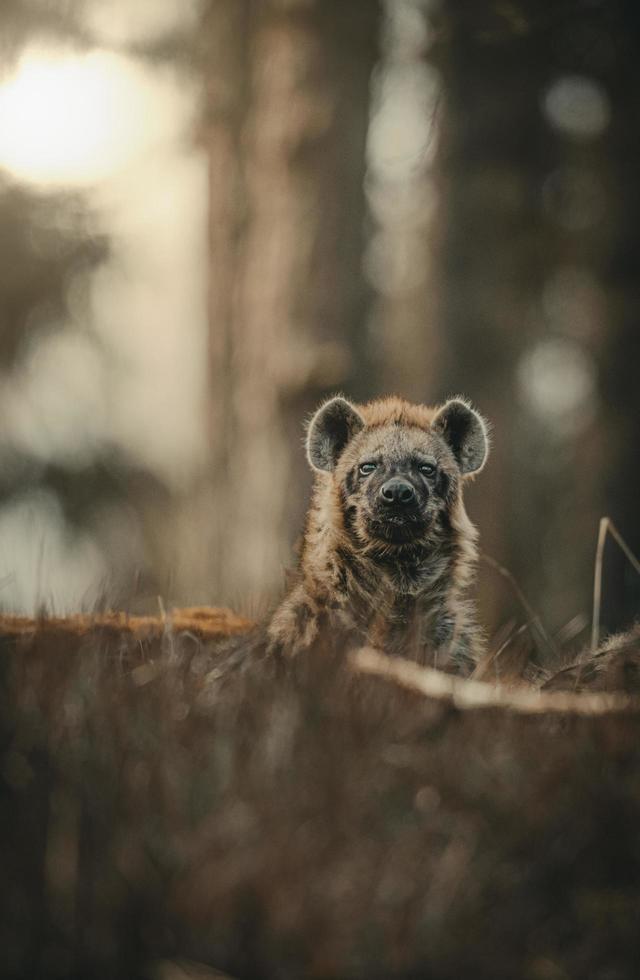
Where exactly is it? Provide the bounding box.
[1,518,638,978]
[1,601,640,980]
[591,517,640,652]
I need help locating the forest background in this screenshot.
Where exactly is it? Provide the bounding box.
[0,0,638,651]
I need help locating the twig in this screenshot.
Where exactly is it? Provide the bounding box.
[481,553,557,658]
[349,647,634,717]
[591,517,640,653]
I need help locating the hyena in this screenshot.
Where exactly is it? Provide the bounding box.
[268,395,489,672]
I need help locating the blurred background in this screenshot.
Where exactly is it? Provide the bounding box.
[0,0,637,645]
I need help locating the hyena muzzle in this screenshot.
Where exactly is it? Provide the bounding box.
[268,395,489,673]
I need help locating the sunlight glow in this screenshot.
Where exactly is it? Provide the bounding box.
[0,47,182,187]
[81,0,204,47]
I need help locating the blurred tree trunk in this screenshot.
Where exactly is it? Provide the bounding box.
[203,0,380,611]
[599,1,640,634]
[365,2,444,404]
[430,2,627,648]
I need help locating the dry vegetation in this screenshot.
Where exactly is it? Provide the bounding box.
[2,604,640,980]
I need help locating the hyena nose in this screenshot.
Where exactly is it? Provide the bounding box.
[380,478,416,506]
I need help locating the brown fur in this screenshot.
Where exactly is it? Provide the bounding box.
[268,395,489,672]
[543,623,640,693]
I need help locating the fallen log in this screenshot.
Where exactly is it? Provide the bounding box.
[2,611,640,979]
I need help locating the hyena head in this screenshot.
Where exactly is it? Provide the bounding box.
[306,395,488,553]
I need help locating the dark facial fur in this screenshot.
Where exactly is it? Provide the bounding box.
[337,425,458,550]
[269,396,489,671]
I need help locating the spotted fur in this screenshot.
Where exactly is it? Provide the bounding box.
[268,395,489,672]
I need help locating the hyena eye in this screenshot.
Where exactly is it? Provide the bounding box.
[359,462,377,476]
[419,462,437,477]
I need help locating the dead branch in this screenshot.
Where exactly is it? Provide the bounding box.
[349,646,635,716]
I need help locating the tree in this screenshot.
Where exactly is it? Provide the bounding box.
[202,0,381,609]
[429,1,638,648]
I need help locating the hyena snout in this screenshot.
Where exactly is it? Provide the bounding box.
[379,478,417,506]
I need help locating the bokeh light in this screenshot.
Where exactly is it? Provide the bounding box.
[543,74,610,140]
[0,490,107,614]
[80,0,205,47]
[0,46,189,186]
[0,27,208,611]
[518,337,597,438]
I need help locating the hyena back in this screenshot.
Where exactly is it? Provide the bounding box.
[268,395,489,672]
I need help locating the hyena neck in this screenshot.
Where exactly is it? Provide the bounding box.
[268,485,482,669]
[307,479,476,606]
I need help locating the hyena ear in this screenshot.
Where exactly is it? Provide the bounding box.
[432,399,489,476]
[306,396,365,472]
